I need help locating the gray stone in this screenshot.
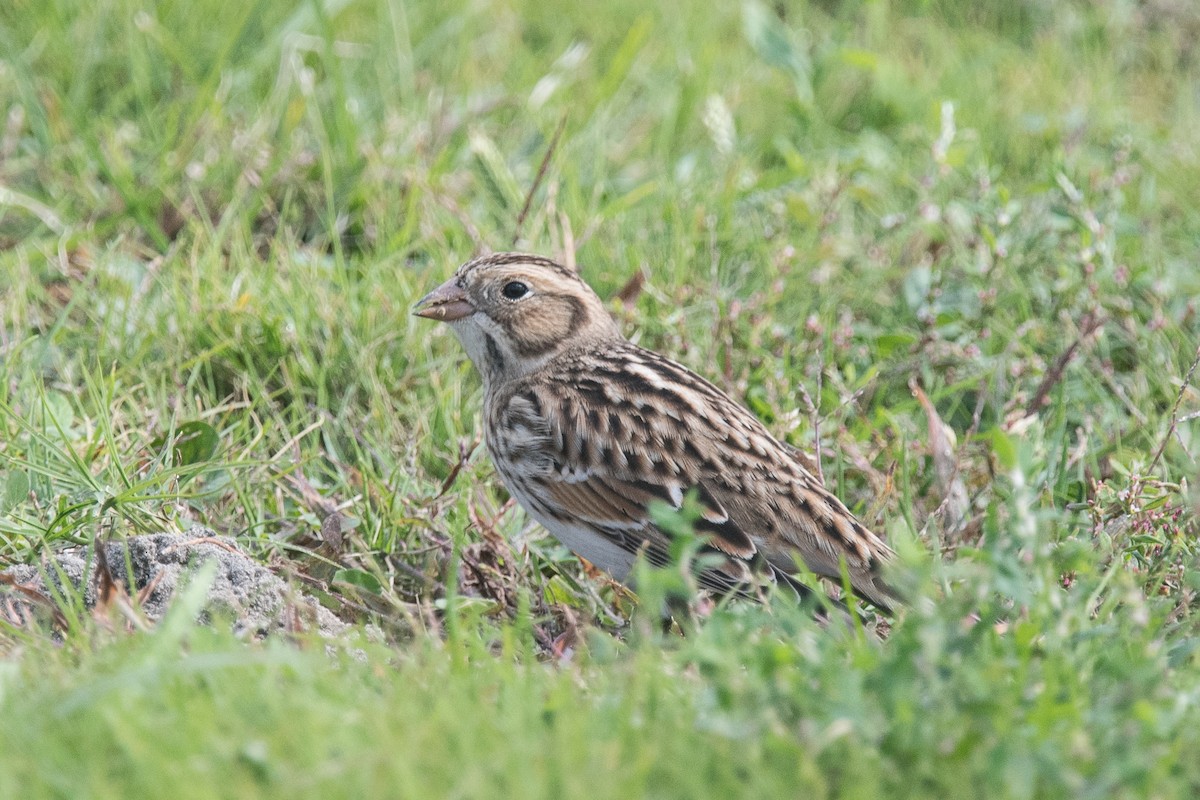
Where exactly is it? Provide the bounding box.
[0,528,348,639]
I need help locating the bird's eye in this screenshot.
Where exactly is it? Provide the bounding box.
[501,281,529,300]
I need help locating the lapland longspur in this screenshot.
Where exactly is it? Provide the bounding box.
[415,253,899,611]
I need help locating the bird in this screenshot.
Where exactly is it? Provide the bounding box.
[414,252,899,612]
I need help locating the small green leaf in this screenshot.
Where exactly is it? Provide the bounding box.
[42,391,75,438]
[3,470,29,511]
[1186,571,1200,592]
[874,332,916,357]
[988,427,1017,470]
[543,575,582,607]
[172,421,219,466]
[332,568,383,595]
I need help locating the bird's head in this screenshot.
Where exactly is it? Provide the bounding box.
[414,252,622,386]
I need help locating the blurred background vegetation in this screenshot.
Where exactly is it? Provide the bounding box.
[1,0,1199,796]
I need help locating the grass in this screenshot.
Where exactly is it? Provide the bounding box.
[1,0,1199,796]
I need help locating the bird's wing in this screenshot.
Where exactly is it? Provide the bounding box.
[531,471,764,595]
[492,383,768,596]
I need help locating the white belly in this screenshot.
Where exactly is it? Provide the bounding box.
[506,484,639,580]
[536,517,639,580]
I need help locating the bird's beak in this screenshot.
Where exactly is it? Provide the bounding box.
[413,279,474,322]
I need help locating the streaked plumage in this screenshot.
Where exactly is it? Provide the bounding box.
[414,252,898,610]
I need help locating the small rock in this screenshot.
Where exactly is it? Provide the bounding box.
[0,527,348,640]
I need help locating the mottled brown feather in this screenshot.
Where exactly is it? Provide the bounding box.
[491,346,898,609]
